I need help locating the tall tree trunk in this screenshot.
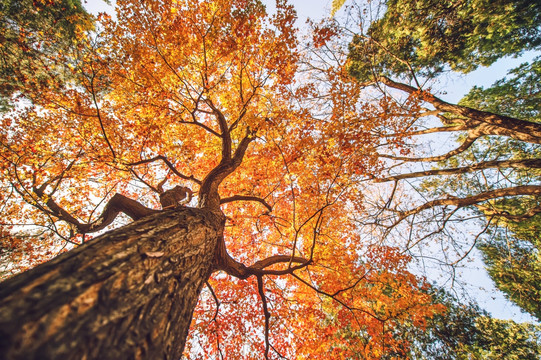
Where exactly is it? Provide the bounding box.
[0,207,225,360]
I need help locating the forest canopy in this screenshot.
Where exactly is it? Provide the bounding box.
[0,0,539,359]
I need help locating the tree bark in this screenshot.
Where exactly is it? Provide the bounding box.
[0,207,225,360]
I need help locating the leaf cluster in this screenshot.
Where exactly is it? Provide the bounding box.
[347,0,541,81]
[478,209,541,321]
[399,288,541,360]
[0,0,94,108]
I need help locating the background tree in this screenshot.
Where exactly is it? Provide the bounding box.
[452,58,541,321]
[396,288,541,359]
[347,0,541,79]
[323,285,541,359]
[476,191,541,321]
[343,0,541,278]
[0,0,94,111]
[0,0,444,358]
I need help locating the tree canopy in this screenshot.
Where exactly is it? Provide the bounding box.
[1,0,540,358]
[347,0,541,80]
[0,0,446,358]
[377,288,541,359]
[0,0,93,110]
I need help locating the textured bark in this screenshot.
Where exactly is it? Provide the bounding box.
[0,207,225,360]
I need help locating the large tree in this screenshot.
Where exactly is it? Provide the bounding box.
[454,58,541,320]
[0,0,443,358]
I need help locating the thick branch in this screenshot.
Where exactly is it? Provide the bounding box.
[398,185,541,220]
[213,237,310,279]
[127,155,202,185]
[250,255,309,271]
[378,134,477,162]
[199,130,256,209]
[206,99,232,160]
[377,159,541,182]
[33,185,85,229]
[378,76,541,144]
[80,194,159,233]
[257,276,271,360]
[220,195,272,212]
[33,186,158,234]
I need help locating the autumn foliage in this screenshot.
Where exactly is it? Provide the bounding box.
[0,0,444,358]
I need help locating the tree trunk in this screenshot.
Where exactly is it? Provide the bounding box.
[0,207,224,360]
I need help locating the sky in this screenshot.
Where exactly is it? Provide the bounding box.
[83,0,333,19]
[81,0,538,323]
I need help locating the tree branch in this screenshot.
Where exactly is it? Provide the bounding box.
[33,185,159,234]
[377,159,541,182]
[88,69,116,159]
[205,281,224,360]
[291,272,385,322]
[79,194,159,233]
[220,195,272,212]
[384,124,469,137]
[199,129,256,209]
[213,236,310,279]
[398,185,541,221]
[126,155,202,185]
[205,99,232,160]
[378,134,478,162]
[257,276,271,360]
[377,76,541,144]
[130,169,159,193]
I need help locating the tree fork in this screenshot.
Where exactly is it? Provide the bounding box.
[0,207,225,360]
